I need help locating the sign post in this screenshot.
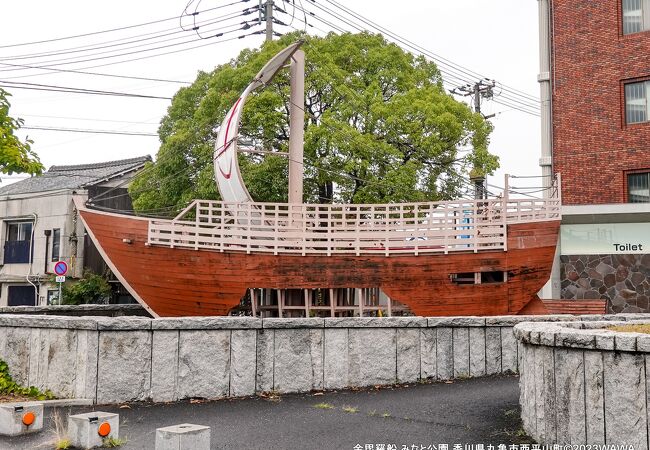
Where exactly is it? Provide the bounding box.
[54,261,68,305]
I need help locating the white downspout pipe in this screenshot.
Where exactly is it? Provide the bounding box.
[26,213,39,305]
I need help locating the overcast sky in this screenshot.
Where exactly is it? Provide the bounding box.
[0,0,541,191]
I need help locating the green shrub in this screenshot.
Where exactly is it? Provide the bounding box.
[0,359,55,400]
[60,271,111,305]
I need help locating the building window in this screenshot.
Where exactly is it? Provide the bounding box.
[450,271,507,285]
[4,221,33,264]
[51,228,60,261]
[623,0,650,35]
[628,172,650,202]
[625,81,650,124]
[47,290,60,305]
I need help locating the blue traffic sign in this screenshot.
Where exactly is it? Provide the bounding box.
[54,261,68,276]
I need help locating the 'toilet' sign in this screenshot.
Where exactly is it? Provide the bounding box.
[560,223,650,255]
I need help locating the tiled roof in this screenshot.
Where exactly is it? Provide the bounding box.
[0,155,151,196]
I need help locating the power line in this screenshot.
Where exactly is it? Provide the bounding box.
[0,20,260,73]
[19,114,159,125]
[321,0,540,105]
[0,0,251,49]
[302,0,540,116]
[21,126,158,136]
[0,63,191,84]
[0,9,251,63]
[0,81,172,100]
[0,30,265,77]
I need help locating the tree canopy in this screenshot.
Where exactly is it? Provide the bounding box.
[0,89,43,175]
[130,32,498,214]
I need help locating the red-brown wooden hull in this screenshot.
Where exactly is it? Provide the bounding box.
[79,207,559,317]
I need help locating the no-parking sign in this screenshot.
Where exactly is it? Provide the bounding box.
[54,261,68,276]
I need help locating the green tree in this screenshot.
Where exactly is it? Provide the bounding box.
[130,32,498,213]
[0,89,44,175]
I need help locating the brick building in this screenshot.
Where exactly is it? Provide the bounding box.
[538,0,650,311]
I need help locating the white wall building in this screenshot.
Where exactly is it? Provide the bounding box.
[0,156,150,306]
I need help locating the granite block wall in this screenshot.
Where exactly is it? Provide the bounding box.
[0,313,648,405]
[515,320,650,448]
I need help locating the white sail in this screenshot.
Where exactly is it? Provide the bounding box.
[214,41,303,203]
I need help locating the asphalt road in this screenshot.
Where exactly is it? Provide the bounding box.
[0,375,531,450]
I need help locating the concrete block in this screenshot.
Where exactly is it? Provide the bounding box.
[255,330,274,393]
[420,329,436,379]
[36,328,78,398]
[230,330,257,397]
[427,317,485,327]
[95,317,152,330]
[151,330,179,402]
[28,328,40,387]
[0,315,97,330]
[485,316,522,326]
[325,317,426,328]
[554,348,586,444]
[501,327,518,374]
[518,344,535,438]
[604,352,648,450]
[485,327,501,375]
[74,330,99,401]
[262,318,324,329]
[68,411,119,449]
[452,328,469,378]
[177,330,230,400]
[436,328,453,380]
[4,327,31,386]
[614,333,638,352]
[537,345,557,444]
[155,423,210,450]
[555,330,596,349]
[96,330,152,403]
[273,329,315,393]
[637,335,650,353]
[469,327,486,377]
[396,329,420,383]
[309,329,324,390]
[152,317,261,330]
[584,351,605,444]
[348,328,396,387]
[0,402,43,436]
[323,328,348,390]
[594,331,615,351]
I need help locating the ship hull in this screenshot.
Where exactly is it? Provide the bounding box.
[79,207,559,317]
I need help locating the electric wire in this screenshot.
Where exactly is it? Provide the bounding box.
[0,0,252,49]
[0,20,261,73]
[21,126,158,136]
[295,0,540,116]
[0,80,172,99]
[0,9,252,63]
[321,0,540,105]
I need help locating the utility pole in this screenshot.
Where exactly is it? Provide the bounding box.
[451,79,497,200]
[451,78,496,118]
[260,0,274,42]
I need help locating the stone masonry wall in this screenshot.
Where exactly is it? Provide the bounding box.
[1,314,649,405]
[515,320,650,448]
[560,254,650,312]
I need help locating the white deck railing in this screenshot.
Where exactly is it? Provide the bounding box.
[147,187,561,256]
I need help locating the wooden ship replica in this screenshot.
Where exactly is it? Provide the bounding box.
[77,42,561,318]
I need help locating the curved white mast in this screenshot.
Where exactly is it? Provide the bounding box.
[214,41,304,203]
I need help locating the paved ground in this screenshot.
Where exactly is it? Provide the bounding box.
[0,375,531,450]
